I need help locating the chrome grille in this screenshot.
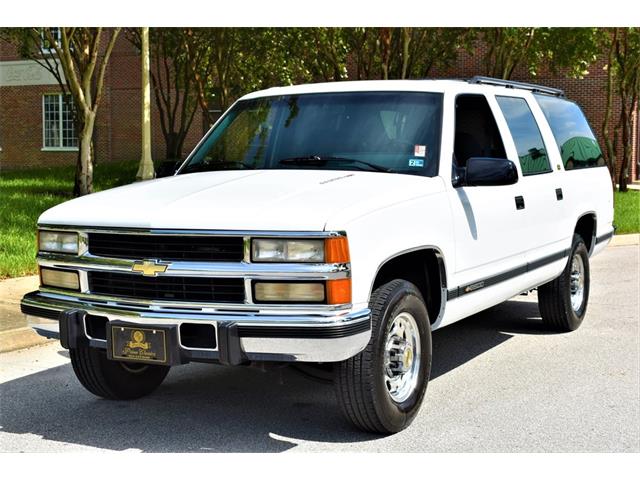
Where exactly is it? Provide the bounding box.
[88,271,245,303]
[88,233,244,262]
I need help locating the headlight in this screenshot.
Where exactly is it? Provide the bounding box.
[252,239,324,263]
[38,230,79,254]
[40,267,80,290]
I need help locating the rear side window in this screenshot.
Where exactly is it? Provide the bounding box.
[496,96,551,175]
[534,94,605,170]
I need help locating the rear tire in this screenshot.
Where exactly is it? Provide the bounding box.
[538,233,590,332]
[70,347,170,400]
[335,279,432,434]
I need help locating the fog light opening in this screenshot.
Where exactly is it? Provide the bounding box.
[253,282,326,303]
[40,267,80,291]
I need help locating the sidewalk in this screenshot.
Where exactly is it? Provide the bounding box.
[0,234,638,353]
[0,275,50,353]
[609,233,639,246]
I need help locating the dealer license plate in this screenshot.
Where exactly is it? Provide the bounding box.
[109,325,168,365]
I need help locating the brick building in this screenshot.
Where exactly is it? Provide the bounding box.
[0,32,204,170]
[1,31,638,181]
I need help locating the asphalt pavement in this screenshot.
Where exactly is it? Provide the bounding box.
[1,244,638,452]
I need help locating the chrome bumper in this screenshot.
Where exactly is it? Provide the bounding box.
[21,291,371,363]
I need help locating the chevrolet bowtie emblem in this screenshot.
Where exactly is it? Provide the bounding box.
[131,259,169,277]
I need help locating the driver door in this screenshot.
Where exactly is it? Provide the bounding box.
[444,93,528,314]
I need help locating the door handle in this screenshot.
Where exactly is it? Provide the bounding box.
[515,196,525,210]
[556,188,563,200]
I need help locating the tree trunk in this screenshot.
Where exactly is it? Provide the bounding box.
[137,27,155,181]
[602,29,617,188]
[165,132,182,160]
[618,98,631,192]
[401,28,411,79]
[380,28,391,80]
[75,112,95,196]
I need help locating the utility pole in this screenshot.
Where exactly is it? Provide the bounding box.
[137,26,155,180]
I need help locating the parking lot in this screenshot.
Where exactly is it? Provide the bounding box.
[1,244,638,452]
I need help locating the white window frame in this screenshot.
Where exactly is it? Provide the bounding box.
[40,27,61,54]
[41,93,79,152]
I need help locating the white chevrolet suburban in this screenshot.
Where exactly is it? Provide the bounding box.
[22,77,614,434]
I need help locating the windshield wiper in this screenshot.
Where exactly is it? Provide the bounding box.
[278,155,393,173]
[181,160,256,174]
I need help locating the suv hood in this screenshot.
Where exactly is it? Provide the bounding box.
[39,170,444,231]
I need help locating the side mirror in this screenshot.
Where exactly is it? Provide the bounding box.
[155,160,182,178]
[454,157,518,187]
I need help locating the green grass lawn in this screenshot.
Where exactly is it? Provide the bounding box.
[0,161,138,279]
[614,190,640,235]
[1,164,639,279]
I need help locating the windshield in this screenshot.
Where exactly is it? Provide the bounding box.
[179,91,443,176]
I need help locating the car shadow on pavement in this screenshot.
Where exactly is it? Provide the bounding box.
[431,297,546,380]
[0,299,550,452]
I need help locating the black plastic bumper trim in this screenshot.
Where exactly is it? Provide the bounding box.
[237,318,370,339]
[20,302,60,320]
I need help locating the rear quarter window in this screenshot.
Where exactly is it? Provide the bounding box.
[534,94,605,171]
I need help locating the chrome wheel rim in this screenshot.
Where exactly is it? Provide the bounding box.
[384,312,421,403]
[570,253,585,312]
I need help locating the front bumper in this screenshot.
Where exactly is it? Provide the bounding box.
[21,291,371,364]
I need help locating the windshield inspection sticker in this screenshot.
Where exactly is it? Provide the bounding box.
[408,158,424,167]
[414,144,427,157]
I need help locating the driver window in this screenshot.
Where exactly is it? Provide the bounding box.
[454,94,506,168]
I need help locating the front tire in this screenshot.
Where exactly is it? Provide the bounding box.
[538,233,590,332]
[70,347,170,400]
[335,279,432,434]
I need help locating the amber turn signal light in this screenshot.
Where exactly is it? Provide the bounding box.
[325,237,350,263]
[327,278,352,304]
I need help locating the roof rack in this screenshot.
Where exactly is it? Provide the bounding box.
[468,76,565,98]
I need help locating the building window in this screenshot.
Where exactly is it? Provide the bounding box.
[41,27,61,52]
[43,94,78,149]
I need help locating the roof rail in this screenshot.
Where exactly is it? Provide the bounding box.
[468,76,565,97]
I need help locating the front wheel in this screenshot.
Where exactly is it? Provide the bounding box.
[335,279,432,434]
[538,233,590,332]
[70,347,170,400]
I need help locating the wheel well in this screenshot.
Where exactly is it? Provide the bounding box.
[371,249,445,325]
[575,214,596,253]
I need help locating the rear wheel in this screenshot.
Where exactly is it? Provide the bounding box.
[538,233,590,332]
[70,347,170,400]
[335,279,432,434]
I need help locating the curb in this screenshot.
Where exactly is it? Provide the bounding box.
[0,327,53,353]
[609,234,640,247]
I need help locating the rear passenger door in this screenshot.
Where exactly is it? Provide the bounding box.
[494,93,568,263]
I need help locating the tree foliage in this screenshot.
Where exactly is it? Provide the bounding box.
[183,27,474,123]
[479,27,600,79]
[322,27,473,81]
[3,27,638,192]
[182,28,345,119]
